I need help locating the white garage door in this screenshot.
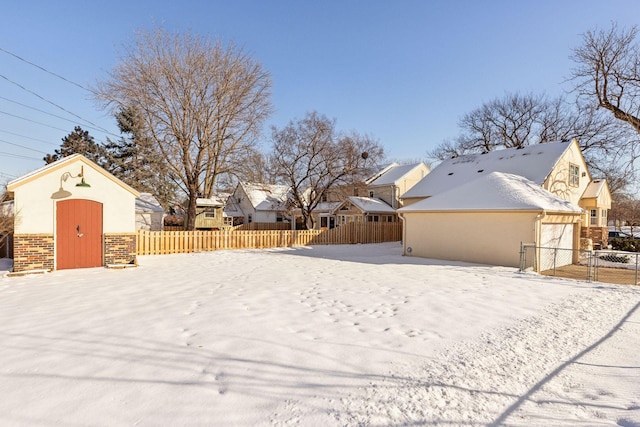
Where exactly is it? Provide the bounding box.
[540,223,574,271]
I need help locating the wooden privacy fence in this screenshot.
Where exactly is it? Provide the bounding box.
[136,222,402,255]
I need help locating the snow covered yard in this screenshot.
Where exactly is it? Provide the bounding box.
[1,243,639,426]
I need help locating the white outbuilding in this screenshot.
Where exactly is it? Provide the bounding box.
[6,154,140,272]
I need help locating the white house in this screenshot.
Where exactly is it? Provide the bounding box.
[229,182,290,224]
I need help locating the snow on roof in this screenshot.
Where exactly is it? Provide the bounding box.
[582,179,607,199]
[7,153,140,197]
[399,172,583,213]
[136,193,164,213]
[368,163,427,187]
[341,196,396,214]
[241,182,290,211]
[365,163,398,184]
[314,201,342,213]
[223,197,243,217]
[196,196,226,207]
[402,141,574,200]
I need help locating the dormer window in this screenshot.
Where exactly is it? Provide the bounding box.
[569,163,580,187]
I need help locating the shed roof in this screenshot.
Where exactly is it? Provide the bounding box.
[402,140,575,200]
[399,172,583,213]
[7,154,140,197]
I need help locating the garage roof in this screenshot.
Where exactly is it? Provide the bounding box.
[403,140,574,200]
[399,172,583,213]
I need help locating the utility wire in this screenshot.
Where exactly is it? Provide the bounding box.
[0,150,41,161]
[0,109,70,133]
[0,73,117,137]
[0,129,58,146]
[0,46,97,95]
[0,138,47,154]
[0,95,118,137]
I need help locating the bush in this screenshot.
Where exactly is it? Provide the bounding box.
[609,237,640,252]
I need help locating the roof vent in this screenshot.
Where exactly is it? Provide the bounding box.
[448,172,454,176]
[522,153,529,156]
[477,169,484,173]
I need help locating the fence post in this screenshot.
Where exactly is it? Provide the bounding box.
[553,247,558,275]
[636,253,639,285]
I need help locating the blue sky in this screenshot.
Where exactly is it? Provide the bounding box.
[1,0,640,182]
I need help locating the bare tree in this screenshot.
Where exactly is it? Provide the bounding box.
[429,92,633,190]
[570,23,640,186]
[571,23,640,132]
[95,27,272,230]
[270,112,384,230]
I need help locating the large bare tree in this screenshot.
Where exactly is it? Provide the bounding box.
[429,92,632,193]
[570,23,640,188]
[270,111,384,230]
[95,27,272,229]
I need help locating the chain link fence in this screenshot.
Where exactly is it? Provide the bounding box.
[520,244,640,286]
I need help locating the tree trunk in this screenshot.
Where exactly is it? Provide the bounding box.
[185,192,198,231]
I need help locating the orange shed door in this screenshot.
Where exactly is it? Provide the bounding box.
[56,199,103,270]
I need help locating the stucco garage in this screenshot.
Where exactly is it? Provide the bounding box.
[399,172,583,270]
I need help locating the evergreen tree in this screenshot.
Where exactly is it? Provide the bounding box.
[44,126,106,165]
[102,107,177,209]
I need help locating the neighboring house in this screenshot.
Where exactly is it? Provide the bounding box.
[229,182,290,224]
[399,139,612,269]
[195,194,233,229]
[365,162,430,208]
[6,154,140,272]
[135,193,165,231]
[333,196,398,225]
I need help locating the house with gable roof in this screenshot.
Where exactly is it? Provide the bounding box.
[228,182,291,225]
[399,139,611,270]
[296,162,430,230]
[366,162,430,209]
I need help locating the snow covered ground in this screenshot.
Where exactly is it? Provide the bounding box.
[1,243,639,426]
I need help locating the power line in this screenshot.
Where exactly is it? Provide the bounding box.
[0,150,41,161]
[0,95,118,137]
[0,72,117,137]
[0,46,97,95]
[0,109,70,133]
[0,129,58,146]
[0,138,47,154]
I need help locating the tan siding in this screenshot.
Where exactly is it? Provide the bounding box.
[403,211,537,268]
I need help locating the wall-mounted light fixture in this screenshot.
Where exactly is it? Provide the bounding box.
[50,166,91,199]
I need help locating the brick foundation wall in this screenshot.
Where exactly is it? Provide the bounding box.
[581,226,608,248]
[104,233,137,265]
[13,234,54,272]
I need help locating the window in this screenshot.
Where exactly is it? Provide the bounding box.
[602,209,608,226]
[369,190,374,198]
[203,207,216,218]
[569,164,580,187]
[248,214,253,223]
[590,209,597,226]
[276,213,283,222]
